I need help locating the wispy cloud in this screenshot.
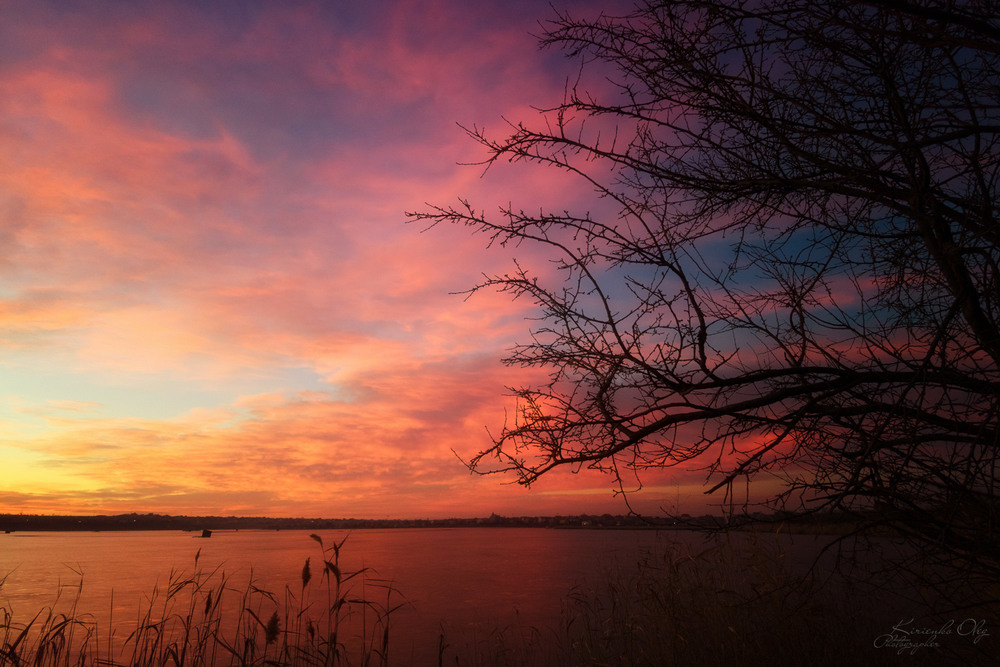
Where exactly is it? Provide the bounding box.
[0,0,692,518]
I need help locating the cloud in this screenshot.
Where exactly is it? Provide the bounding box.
[0,0,674,518]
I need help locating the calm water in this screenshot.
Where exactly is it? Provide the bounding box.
[0,527,689,662]
[1,527,944,664]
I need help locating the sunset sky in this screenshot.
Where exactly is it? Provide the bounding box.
[0,0,708,519]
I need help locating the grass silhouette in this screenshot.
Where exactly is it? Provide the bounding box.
[0,535,402,666]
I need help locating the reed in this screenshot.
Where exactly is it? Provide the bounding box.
[0,565,95,667]
[440,533,992,667]
[0,535,404,667]
[552,534,879,667]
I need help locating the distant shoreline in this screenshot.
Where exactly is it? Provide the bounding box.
[0,512,677,532]
[1,511,868,535]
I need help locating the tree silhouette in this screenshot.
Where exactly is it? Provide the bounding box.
[410,0,998,576]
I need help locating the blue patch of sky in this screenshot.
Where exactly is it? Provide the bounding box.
[2,363,332,426]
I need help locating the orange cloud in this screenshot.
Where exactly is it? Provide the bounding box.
[0,0,675,519]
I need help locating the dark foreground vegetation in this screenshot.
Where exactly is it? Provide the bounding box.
[1,533,996,666]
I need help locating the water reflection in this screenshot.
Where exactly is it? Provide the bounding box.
[0,528,669,662]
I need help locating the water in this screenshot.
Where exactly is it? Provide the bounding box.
[3,528,969,664]
[0,527,678,662]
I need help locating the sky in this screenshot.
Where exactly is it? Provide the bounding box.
[0,0,709,519]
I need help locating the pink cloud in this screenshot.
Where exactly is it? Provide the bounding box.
[0,0,669,519]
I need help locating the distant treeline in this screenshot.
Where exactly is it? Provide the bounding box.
[0,512,670,532]
[0,510,864,533]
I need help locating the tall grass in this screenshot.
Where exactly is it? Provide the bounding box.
[442,533,997,667]
[0,565,96,667]
[553,535,884,667]
[0,534,404,667]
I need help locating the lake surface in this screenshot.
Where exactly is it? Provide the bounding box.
[0,527,696,663]
[0,527,970,665]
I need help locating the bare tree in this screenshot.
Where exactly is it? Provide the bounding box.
[410,0,999,574]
